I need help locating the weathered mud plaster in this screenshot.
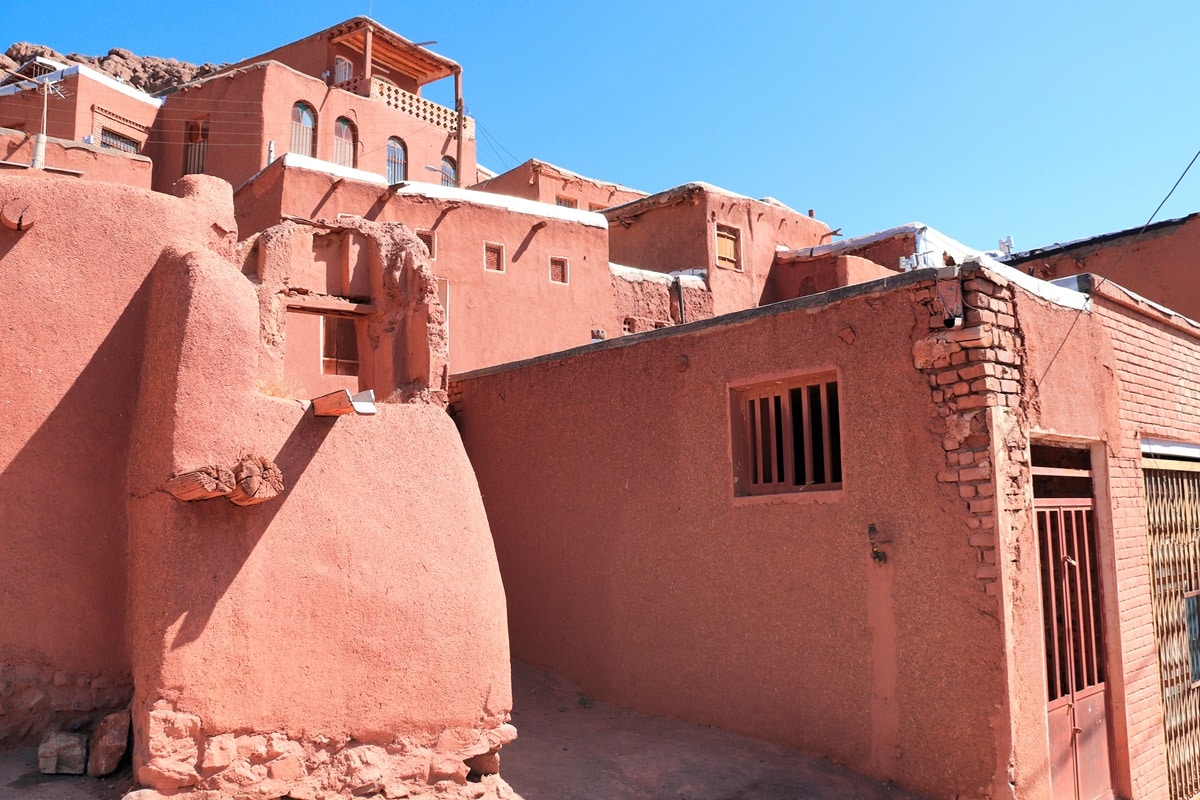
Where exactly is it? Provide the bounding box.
[123,195,513,797]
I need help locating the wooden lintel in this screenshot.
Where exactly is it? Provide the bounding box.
[284,294,376,315]
[163,466,235,501]
[227,456,284,506]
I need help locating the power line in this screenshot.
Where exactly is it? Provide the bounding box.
[1036,146,1200,385]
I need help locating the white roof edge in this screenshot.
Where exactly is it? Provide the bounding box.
[1142,438,1200,459]
[282,152,389,186]
[277,154,607,228]
[0,63,162,107]
[389,179,608,228]
[976,258,1091,311]
[609,263,706,288]
[778,222,929,260]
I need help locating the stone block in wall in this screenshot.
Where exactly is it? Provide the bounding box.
[38,730,87,774]
[87,709,130,776]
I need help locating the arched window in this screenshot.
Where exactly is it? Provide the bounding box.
[290,102,316,157]
[386,137,407,184]
[184,120,208,175]
[333,56,353,85]
[440,155,457,187]
[333,117,357,167]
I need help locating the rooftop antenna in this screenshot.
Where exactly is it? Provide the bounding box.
[0,66,66,170]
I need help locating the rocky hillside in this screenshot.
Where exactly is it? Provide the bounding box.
[0,42,225,94]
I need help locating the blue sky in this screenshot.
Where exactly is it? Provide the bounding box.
[9,1,1200,251]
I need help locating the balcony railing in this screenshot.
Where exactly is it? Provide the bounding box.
[334,76,473,137]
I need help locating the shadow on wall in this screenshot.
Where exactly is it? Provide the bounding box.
[164,412,336,650]
[0,273,154,742]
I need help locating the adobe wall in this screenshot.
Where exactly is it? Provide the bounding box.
[1011,277,1200,800]
[237,165,613,373]
[609,269,712,333]
[766,253,899,302]
[473,161,646,210]
[607,189,829,316]
[0,127,152,188]
[0,71,159,148]
[0,72,81,142]
[1011,216,1200,323]
[0,174,236,744]
[154,62,473,194]
[150,67,270,195]
[125,237,511,799]
[453,274,1013,798]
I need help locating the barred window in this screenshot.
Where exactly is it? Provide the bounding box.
[184,121,208,175]
[387,137,407,183]
[290,102,316,157]
[333,117,356,168]
[732,374,842,495]
[440,156,457,187]
[99,128,139,154]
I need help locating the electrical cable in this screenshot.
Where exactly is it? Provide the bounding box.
[1035,146,1200,385]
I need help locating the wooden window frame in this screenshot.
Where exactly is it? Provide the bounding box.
[731,372,843,496]
[715,223,742,272]
[320,314,359,377]
[483,242,505,273]
[386,137,407,183]
[290,102,316,157]
[549,256,569,285]
[333,117,357,168]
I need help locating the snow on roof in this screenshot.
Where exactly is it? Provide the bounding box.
[604,181,802,218]
[609,263,706,289]
[527,159,647,197]
[276,153,608,228]
[0,61,162,107]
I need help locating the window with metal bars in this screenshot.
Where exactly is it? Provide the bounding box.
[333,117,356,168]
[99,128,139,154]
[732,374,842,495]
[184,121,208,175]
[549,257,568,284]
[483,242,504,272]
[387,137,407,183]
[441,156,457,187]
[555,196,578,209]
[715,224,741,271]
[290,102,316,157]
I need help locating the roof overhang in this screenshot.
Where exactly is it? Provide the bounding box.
[329,17,459,85]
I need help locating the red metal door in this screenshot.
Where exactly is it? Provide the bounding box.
[1037,498,1114,800]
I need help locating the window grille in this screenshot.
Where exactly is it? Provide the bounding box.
[333,57,353,85]
[333,118,356,168]
[716,224,741,271]
[184,121,208,175]
[732,375,842,495]
[483,243,504,272]
[549,257,568,284]
[290,103,316,157]
[441,156,457,187]
[386,137,407,183]
[99,128,139,154]
[321,315,358,376]
[555,196,578,209]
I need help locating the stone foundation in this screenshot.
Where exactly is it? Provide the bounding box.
[136,705,518,799]
[0,665,132,745]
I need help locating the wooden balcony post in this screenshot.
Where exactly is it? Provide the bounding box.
[454,67,464,187]
[362,25,374,88]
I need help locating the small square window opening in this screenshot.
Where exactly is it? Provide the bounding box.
[484,242,505,272]
[555,196,578,209]
[416,230,436,259]
[549,257,569,284]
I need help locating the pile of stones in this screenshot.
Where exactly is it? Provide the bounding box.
[37,709,129,777]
